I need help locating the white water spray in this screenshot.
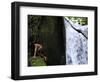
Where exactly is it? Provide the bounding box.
[64,18,88,65]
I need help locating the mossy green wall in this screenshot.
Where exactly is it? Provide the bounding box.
[28,16,66,66]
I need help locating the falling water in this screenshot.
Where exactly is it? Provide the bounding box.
[64,17,88,65]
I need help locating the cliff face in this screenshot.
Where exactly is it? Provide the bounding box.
[28,16,66,66]
[38,16,66,65]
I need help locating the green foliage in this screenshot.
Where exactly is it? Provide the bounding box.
[65,16,88,25]
[28,15,42,43]
[29,56,46,66]
[28,15,41,29]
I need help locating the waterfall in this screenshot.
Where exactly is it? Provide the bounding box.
[64,17,88,65]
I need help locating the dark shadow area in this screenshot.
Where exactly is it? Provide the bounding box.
[28,15,66,66]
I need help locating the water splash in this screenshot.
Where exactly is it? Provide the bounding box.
[64,18,88,65]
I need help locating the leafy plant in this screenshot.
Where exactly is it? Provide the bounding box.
[65,16,88,25]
